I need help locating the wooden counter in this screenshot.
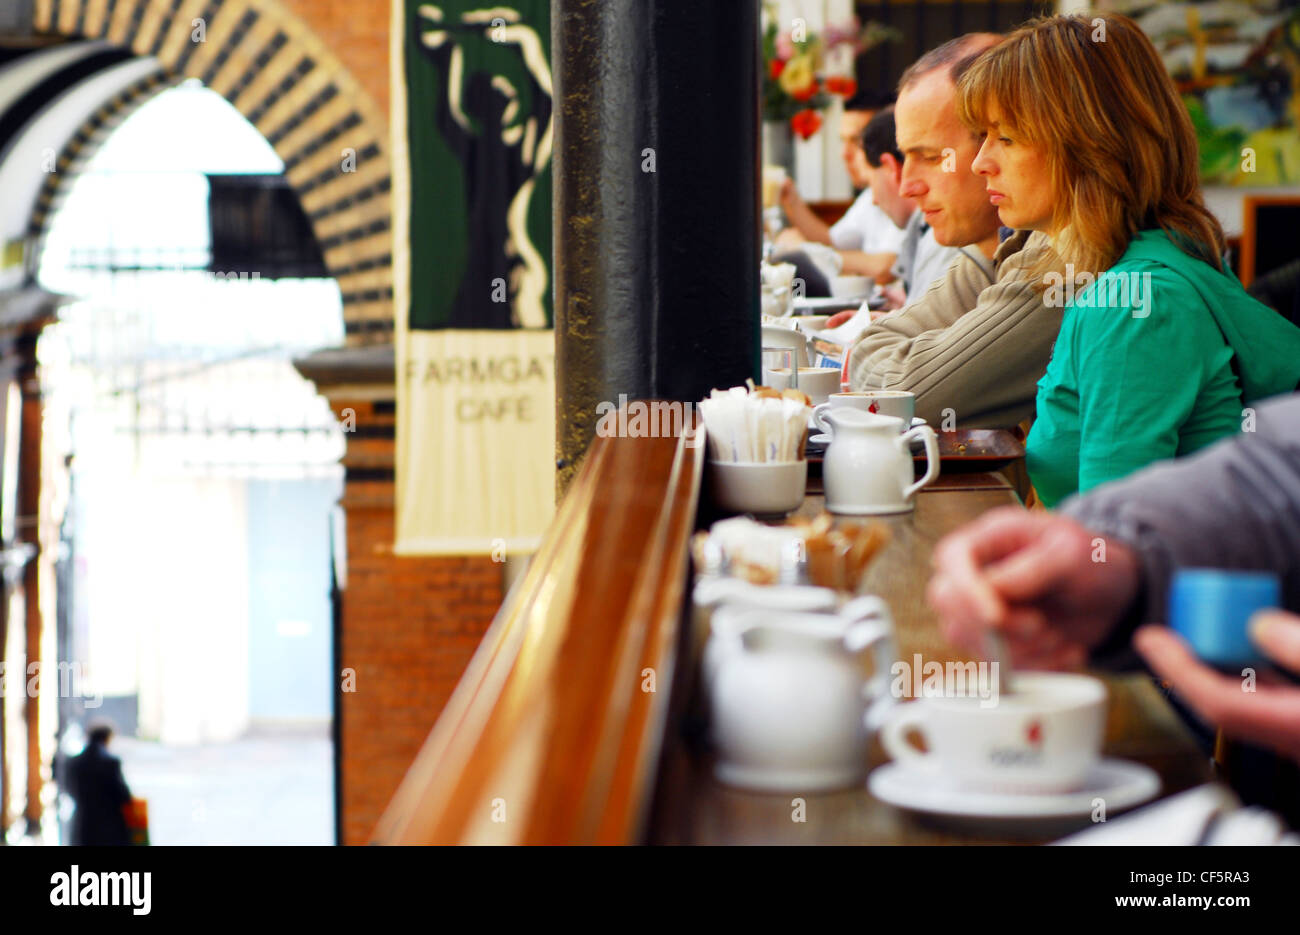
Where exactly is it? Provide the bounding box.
[375,419,1211,845]
[372,418,704,844]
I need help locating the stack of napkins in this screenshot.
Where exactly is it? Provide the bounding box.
[1055,784,1299,845]
[698,384,810,463]
[809,305,874,347]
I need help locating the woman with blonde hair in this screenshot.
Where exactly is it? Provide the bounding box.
[956,13,1300,507]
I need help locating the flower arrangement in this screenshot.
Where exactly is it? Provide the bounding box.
[762,8,901,139]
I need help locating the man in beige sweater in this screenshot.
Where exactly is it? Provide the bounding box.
[846,34,1061,429]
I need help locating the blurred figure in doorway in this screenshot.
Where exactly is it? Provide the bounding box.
[65,720,133,846]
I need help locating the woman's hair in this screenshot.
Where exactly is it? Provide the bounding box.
[956,13,1225,281]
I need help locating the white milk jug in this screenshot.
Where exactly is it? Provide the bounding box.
[822,408,939,514]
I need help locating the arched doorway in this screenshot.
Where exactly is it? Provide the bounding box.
[26,0,393,344]
[35,80,343,844]
[0,0,390,844]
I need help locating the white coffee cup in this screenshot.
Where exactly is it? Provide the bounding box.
[766,367,841,405]
[794,315,830,333]
[761,261,797,290]
[831,275,872,298]
[814,390,915,435]
[879,672,1108,793]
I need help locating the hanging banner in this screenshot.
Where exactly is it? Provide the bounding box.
[392,0,555,554]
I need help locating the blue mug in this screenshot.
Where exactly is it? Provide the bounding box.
[1168,569,1281,669]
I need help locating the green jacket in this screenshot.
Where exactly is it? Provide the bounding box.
[1027,229,1300,508]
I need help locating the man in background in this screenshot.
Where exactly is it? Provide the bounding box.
[65,720,133,846]
[775,89,905,284]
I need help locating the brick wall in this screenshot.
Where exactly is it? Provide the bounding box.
[254,6,432,842]
[341,498,500,845]
[277,0,390,118]
[323,393,501,846]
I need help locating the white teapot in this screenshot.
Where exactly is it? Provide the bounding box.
[822,408,939,515]
[708,597,898,792]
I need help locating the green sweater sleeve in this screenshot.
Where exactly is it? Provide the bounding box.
[1071,268,1231,495]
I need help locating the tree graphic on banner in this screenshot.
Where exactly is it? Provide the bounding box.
[408,2,553,330]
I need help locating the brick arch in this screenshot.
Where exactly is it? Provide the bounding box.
[28,66,181,252]
[30,0,394,345]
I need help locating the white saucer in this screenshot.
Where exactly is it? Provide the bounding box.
[809,417,926,449]
[868,758,1160,820]
[793,296,868,312]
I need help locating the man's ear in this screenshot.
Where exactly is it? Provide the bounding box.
[882,152,904,185]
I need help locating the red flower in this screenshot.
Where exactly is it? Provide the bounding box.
[791,80,818,102]
[790,109,822,140]
[769,59,785,79]
[825,75,858,97]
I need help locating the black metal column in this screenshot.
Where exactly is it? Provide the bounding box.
[553,0,761,492]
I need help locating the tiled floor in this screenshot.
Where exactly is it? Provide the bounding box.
[13,729,334,846]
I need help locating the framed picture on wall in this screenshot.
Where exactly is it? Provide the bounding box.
[1101,1,1300,185]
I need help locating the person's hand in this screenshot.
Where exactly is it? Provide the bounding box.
[778,178,803,215]
[825,309,855,328]
[1136,611,1300,766]
[927,507,1141,669]
[881,285,907,310]
[774,227,805,248]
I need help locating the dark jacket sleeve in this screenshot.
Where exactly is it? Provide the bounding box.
[111,757,133,806]
[1060,393,1300,658]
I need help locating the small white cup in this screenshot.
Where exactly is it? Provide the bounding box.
[766,367,841,406]
[794,315,830,334]
[831,275,872,298]
[761,261,797,290]
[879,672,1108,793]
[709,460,807,516]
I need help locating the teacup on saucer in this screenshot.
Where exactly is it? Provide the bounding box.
[879,672,1107,794]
